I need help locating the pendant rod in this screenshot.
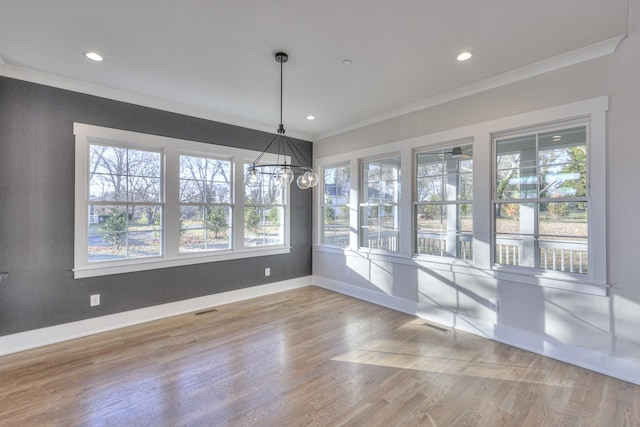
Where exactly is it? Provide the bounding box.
[280,58,283,129]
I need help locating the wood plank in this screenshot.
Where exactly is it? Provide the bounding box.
[0,286,638,426]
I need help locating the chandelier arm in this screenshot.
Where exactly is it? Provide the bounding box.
[253,133,280,165]
[284,135,313,168]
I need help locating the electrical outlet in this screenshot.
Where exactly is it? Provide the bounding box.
[90,294,101,307]
[265,267,271,276]
[489,298,499,312]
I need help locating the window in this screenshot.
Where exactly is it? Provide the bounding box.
[493,124,589,274]
[74,123,290,278]
[315,97,607,294]
[359,156,401,252]
[243,165,285,247]
[321,164,351,246]
[88,144,163,262]
[414,144,473,259]
[179,155,232,253]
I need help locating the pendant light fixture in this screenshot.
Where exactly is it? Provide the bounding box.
[245,52,319,190]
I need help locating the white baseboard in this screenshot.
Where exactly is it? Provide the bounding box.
[313,275,640,386]
[0,276,312,356]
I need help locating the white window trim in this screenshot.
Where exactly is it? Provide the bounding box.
[314,96,608,296]
[490,119,595,280]
[412,139,474,260]
[358,153,402,254]
[74,123,290,279]
[176,152,233,254]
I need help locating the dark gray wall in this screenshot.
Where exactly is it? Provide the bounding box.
[0,77,312,336]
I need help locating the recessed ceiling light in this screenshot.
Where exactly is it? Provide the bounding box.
[342,59,352,65]
[306,115,316,120]
[456,51,473,61]
[84,51,104,62]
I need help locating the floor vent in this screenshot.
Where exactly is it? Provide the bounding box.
[195,308,218,316]
[423,322,450,333]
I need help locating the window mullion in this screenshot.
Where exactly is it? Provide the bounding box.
[164,146,179,259]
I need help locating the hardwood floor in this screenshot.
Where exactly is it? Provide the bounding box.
[1,286,638,426]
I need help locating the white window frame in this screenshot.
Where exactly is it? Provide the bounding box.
[86,141,165,262]
[413,141,474,260]
[491,118,600,283]
[242,163,288,248]
[74,123,290,279]
[314,96,608,295]
[358,154,402,253]
[178,152,234,254]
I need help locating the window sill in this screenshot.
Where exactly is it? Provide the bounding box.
[74,246,291,279]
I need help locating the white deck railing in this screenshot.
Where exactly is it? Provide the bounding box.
[324,230,587,274]
[495,237,588,274]
[415,233,473,260]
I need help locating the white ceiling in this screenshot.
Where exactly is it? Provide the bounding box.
[0,1,628,141]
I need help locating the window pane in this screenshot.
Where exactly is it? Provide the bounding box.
[458,204,473,260]
[460,203,473,233]
[89,173,121,201]
[495,202,530,234]
[205,206,231,249]
[416,177,443,202]
[127,205,161,257]
[244,207,284,247]
[244,165,284,205]
[127,231,161,258]
[380,178,400,202]
[539,166,587,198]
[359,206,399,252]
[128,205,161,231]
[128,176,161,202]
[459,171,473,200]
[179,179,205,203]
[180,205,206,252]
[322,206,350,246]
[539,202,588,238]
[179,204,231,253]
[415,204,446,256]
[538,127,587,152]
[180,228,206,252]
[416,154,443,176]
[496,167,537,199]
[324,165,351,190]
[87,205,161,262]
[496,135,536,169]
[88,205,128,262]
[322,165,351,246]
[539,202,588,274]
[364,181,382,203]
[88,232,127,262]
[180,155,206,180]
[180,156,232,204]
[415,203,473,259]
[89,145,161,203]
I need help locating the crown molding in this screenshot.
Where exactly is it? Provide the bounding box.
[0,62,313,142]
[315,34,626,141]
[0,34,625,144]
